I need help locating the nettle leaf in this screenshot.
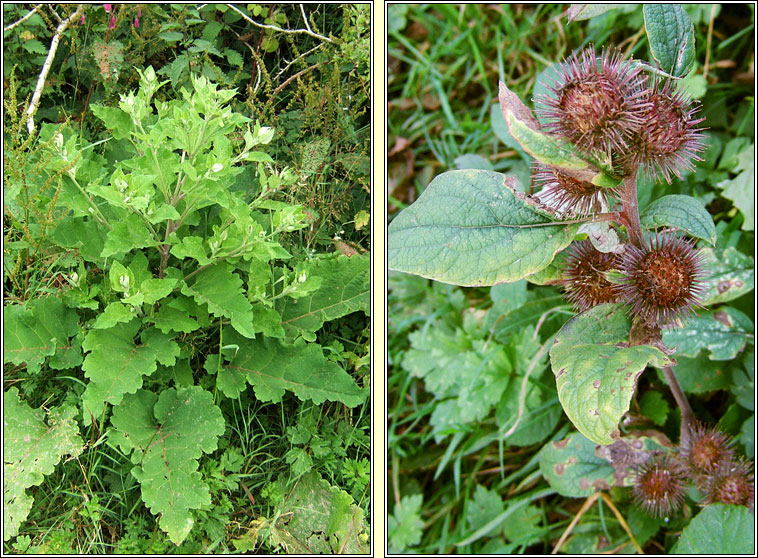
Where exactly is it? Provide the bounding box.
[549,304,673,445]
[101,213,160,258]
[277,254,370,337]
[639,194,716,244]
[388,170,578,286]
[110,386,225,545]
[221,334,366,407]
[81,323,180,423]
[662,307,753,360]
[498,81,618,187]
[181,262,255,338]
[4,296,82,373]
[671,504,754,554]
[699,246,754,305]
[272,471,369,554]
[643,4,696,77]
[4,388,83,541]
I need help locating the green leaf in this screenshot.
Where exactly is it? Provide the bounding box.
[272,471,369,554]
[498,81,618,187]
[715,143,754,231]
[101,214,160,258]
[158,31,184,42]
[643,4,696,77]
[638,391,669,426]
[538,432,615,497]
[51,217,107,262]
[4,388,83,541]
[388,170,578,286]
[3,297,81,374]
[90,104,134,140]
[92,302,136,329]
[566,4,627,22]
[277,254,369,336]
[81,323,180,423]
[222,335,366,407]
[467,485,505,534]
[671,504,754,554]
[181,263,255,338]
[111,386,225,545]
[699,246,754,305]
[388,494,424,552]
[639,194,717,244]
[169,235,213,265]
[550,304,673,445]
[662,307,753,360]
[655,355,730,394]
[455,154,494,171]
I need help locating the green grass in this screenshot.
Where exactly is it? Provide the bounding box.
[388,4,754,554]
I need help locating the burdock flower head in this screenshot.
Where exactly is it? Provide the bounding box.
[632,452,688,518]
[684,422,736,484]
[702,457,755,509]
[533,164,618,217]
[617,230,705,327]
[536,45,649,162]
[562,239,620,312]
[619,78,706,183]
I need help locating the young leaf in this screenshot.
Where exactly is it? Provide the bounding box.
[110,386,225,545]
[388,170,578,286]
[81,323,180,423]
[4,297,81,374]
[639,194,717,245]
[388,494,424,552]
[549,304,673,445]
[277,254,370,337]
[643,4,696,77]
[222,334,366,407]
[181,262,255,338]
[4,388,83,541]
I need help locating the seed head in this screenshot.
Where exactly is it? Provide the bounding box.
[619,78,706,183]
[632,452,688,518]
[617,231,706,327]
[562,239,620,312]
[702,457,754,509]
[533,165,618,217]
[536,45,649,160]
[685,423,735,485]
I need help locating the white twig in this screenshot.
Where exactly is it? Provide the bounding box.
[3,4,43,33]
[276,43,324,80]
[25,4,86,134]
[225,3,334,44]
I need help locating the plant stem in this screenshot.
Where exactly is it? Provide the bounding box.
[662,364,695,449]
[620,175,644,247]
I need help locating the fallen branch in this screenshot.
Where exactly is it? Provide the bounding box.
[25,4,86,134]
[3,4,43,34]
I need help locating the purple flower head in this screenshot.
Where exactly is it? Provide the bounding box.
[104,4,112,13]
[134,17,139,28]
[109,15,116,29]
[80,14,85,24]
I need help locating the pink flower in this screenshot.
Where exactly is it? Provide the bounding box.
[104,4,112,13]
[134,17,139,28]
[109,15,116,29]
[138,8,142,17]
[80,14,85,24]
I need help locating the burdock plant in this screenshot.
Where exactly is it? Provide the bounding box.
[389,5,754,523]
